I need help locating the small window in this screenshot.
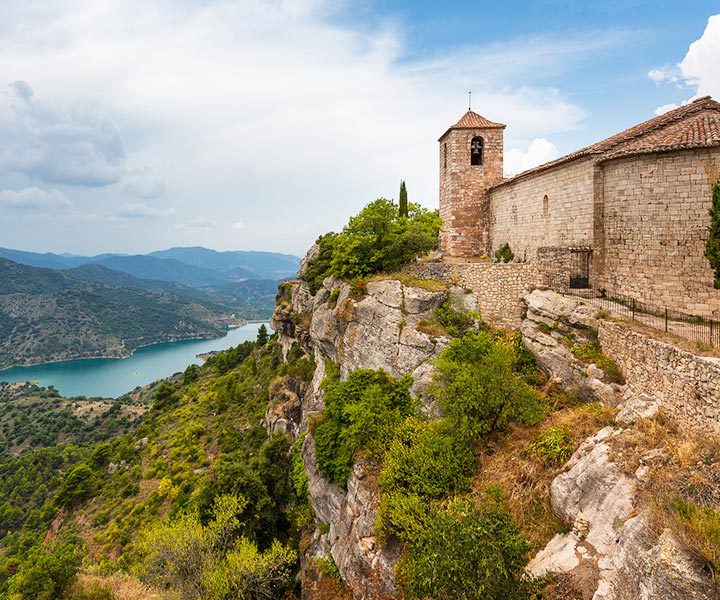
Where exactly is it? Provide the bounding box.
[543,195,549,218]
[444,143,448,170]
[470,136,484,166]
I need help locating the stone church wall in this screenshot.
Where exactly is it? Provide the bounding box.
[488,157,596,261]
[598,148,720,316]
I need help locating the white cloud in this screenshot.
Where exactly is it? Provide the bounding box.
[0,80,125,187]
[650,14,720,112]
[122,167,164,199]
[654,102,680,116]
[231,221,247,230]
[176,218,217,230]
[115,202,175,219]
[504,138,560,176]
[0,1,637,254]
[0,186,72,210]
[648,66,679,86]
[678,14,720,98]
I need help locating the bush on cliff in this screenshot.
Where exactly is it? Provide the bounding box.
[429,330,545,440]
[313,369,415,487]
[302,198,441,293]
[396,492,538,600]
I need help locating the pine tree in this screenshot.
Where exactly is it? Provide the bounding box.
[705,182,720,289]
[256,324,269,346]
[399,181,408,218]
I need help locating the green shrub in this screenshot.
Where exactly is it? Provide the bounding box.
[430,331,545,440]
[313,370,415,486]
[396,493,537,600]
[8,541,83,600]
[290,434,309,504]
[315,554,341,580]
[435,298,478,338]
[494,243,514,263]
[327,288,340,306]
[380,418,474,500]
[527,427,573,465]
[663,497,720,578]
[569,341,624,384]
[301,199,441,292]
[705,182,720,289]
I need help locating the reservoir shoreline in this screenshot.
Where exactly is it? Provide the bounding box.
[0,322,266,398]
[0,324,248,372]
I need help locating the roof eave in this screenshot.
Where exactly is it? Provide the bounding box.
[438,123,507,142]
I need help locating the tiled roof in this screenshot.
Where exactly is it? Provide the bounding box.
[439,110,506,140]
[492,96,720,188]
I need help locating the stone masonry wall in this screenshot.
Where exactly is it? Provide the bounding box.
[599,321,720,435]
[402,260,538,329]
[487,157,596,261]
[440,127,504,257]
[598,148,720,316]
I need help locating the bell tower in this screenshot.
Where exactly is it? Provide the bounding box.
[439,109,505,257]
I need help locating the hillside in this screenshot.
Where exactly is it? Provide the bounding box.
[0,259,231,368]
[0,201,716,600]
[91,255,230,287]
[70,264,279,319]
[0,382,145,456]
[0,246,300,282]
[149,247,300,279]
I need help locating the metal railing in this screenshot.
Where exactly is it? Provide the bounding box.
[558,286,720,349]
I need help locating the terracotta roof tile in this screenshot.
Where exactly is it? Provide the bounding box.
[439,110,506,140]
[492,96,720,188]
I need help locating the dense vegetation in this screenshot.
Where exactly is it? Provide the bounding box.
[705,182,720,288]
[311,313,547,598]
[0,328,311,599]
[0,383,143,456]
[302,198,441,293]
[0,258,230,368]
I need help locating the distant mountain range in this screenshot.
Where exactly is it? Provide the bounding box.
[0,259,235,369]
[0,246,300,285]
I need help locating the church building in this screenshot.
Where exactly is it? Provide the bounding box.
[439,96,720,316]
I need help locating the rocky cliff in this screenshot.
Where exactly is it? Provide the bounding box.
[271,265,719,599]
[270,270,477,598]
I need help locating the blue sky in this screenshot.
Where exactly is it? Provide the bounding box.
[0,0,718,256]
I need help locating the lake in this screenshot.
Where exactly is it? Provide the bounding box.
[0,322,267,398]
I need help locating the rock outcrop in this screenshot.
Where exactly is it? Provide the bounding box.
[524,289,718,600]
[270,275,474,598]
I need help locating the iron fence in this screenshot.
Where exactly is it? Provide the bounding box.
[558,286,720,349]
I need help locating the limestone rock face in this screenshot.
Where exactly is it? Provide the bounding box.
[529,427,718,600]
[522,289,623,404]
[270,273,471,598]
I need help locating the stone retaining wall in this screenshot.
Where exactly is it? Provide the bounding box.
[402,261,538,329]
[599,321,720,435]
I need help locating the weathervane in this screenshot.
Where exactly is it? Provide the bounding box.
[468,90,472,111]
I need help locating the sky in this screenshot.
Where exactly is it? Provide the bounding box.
[0,1,719,257]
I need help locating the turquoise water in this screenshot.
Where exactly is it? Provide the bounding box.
[0,322,266,398]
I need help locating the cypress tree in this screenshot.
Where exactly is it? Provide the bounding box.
[705,182,720,289]
[399,181,408,218]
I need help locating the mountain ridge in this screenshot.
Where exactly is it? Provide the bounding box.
[0,258,233,369]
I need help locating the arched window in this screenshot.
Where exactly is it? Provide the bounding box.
[470,136,484,166]
[444,143,448,170]
[543,195,549,218]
